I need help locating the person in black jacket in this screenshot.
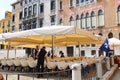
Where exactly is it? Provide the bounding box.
[36,46,47,78]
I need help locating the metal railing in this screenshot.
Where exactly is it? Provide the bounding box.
[102,58,108,75]
[81,63,97,80]
[1,69,72,80]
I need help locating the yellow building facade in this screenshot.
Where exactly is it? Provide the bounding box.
[0,11,11,33]
[0,11,12,49]
[11,0,22,32]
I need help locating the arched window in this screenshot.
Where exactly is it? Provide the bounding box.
[81,13,85,29]
[91,11,95,17]
[59,18,63,25]
[69,16,74,26]
[119,33,120,40]
[76,15,80,27]
[98,9,104,26]
[98,10,104,15]
[91,11,96,29]
[60,1,63,10]
[117,5,120,12]
[117,5,120,24]
[76,15,80,20]
[98,33,103,36]
[86,13,90,29]
[108,32,113,38]
[86,13,89,18]
[81,13,84,19]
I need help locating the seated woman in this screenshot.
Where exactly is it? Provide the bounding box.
[59,51,65,57]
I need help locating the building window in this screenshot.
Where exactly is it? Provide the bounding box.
[98,10,103,15]
[91,11,95,17]
[39,19,43,27]
[117,5,120,24]
[60,1,63,10]
[12,14,15,22]
[51,0,55,11]
[8,20,10,27]
[91,50,96,55]
[24,8,27,17]
[86,44,90,47]
[13,6,15,10]
[70,0,73,6]
[91,11,96,29]
[28,6,32,16]
[81,50,85,56]
[81,13,85,29]
[108,32,113,38]
[98,9,104,26]
[119,33,120,40]
[29,0,32,2]
[51,16,55,25]
[81,44,85,47]
[91,44,96,47]
[12,26,15,32]
[5,13,8,18]
[76,0,79,6]
[86,13,91,29]
[19,12,22,20]
[1,44,4,49]
[23,24,26,30]
[59,19,63,25]
[90,0,95,3]
[20,2,22,6]
[40,4,44,13]
[2,22,4,28]
[25,0,27,4]
[32,20,36,29]
[76,15,80,27]
[19,24,22,31]
[80,0,84,3]
[28,21,31,30]
[69,16,74,26]
[33,4,37,15]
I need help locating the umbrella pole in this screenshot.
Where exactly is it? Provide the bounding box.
[15,48,16,58]
[51,35,54,59]
[113,44,115,55]
[78,42,81,57]
[7,42,10,59]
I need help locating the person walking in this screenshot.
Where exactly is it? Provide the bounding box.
[36,46,47,78]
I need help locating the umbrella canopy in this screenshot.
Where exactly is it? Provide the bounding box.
[0,26,102,47]
[108,37,120,46]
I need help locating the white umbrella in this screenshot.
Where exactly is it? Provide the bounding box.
[108,37,120,54]
[108,37,120,46]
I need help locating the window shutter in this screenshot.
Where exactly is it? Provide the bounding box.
[98,15,104,26]
[86,17,91,29]
[82,18,86,29]
[118,12,120,24]
[91,16,96,28]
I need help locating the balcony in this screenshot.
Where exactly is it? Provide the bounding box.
[32,14,37,18]
[69,3,74,9]
[50,9,56,16]
[38,13,44,19]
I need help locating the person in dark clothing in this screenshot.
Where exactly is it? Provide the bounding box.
[47,51,51,57]
[36,46,47,78]
[33,45,40,60]
[59,51,65,57]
